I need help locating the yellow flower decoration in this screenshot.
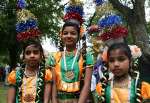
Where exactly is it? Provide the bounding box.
[70,0,83,5]
[17,9,36,22]
[96,3,114,16]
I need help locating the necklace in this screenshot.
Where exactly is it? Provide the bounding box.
[23,68,38,102]
[63,46,79,80]
[110,76,131,103]
[24,67,38,77]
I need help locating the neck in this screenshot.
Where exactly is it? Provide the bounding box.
[26,65,39,72]
[113,74,130,88]
[65,45,76,52]
[25,66,39,77]
[114,74,129,83]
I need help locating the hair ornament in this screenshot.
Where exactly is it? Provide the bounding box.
[63,0,84,25]
[98,14,128,42]
[70,0,83,5]
[16,0,41,41]
[17,0,26,9]
[94,0,105,6]
[129,45,142,59]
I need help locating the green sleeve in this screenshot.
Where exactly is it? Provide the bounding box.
[46,52,56,67]
[86,52,94,66]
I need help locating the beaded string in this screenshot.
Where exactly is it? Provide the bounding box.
[63,46,79,71]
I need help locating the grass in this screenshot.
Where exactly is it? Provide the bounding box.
[0,83,7,103]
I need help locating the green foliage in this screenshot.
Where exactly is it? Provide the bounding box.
[0,0,63,65]
[26,0,63,44]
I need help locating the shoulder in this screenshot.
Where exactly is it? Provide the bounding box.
[141,81,150,99]
[7,70,16,85]
[46,52,62,66]
[44,68,53,83]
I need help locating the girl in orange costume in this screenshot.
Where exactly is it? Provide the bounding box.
[7,40,52,103]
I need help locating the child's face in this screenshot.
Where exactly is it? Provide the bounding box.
[108,49,130,77]
[24,45,42,68]
[61,26,79,47]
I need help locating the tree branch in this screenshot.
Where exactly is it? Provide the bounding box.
[108,0,132,18]
[134,0,146,23]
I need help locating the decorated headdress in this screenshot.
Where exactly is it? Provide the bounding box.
[63,0,84,26]
[16,0,41,42]
[88,0,128,46]
[98,14,128,43]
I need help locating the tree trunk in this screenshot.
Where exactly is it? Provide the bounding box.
[8,43,19,72]
[109,0,150,60]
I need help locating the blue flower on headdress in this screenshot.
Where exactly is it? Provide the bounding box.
[98,15,122,28]
[16,19,38,32]
[65,5,84,17]
[95,0,105,6]
[17,0,26,9]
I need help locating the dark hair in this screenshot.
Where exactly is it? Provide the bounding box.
[107,43,132,61]
[62,21,80,35]
[22,40,45,60]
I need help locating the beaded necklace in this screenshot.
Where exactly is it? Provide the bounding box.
[105,75,136,103]
[63,46,79,80]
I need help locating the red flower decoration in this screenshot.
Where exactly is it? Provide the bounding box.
[99,26,128,41]
[17,28,41,41]
[111,26,128,39]
[99,32,111,41]
[63,12,84,25]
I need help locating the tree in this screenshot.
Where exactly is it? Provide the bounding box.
[0,0,63,70]
[108,0,150,61]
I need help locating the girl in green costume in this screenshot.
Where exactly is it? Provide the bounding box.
[94,43,150,103]
[48,21,94,103]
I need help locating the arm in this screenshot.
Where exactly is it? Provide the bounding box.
[78,67,93,103]
[44,82,51,103]
[52,68,58,103]
[7,86,16,103]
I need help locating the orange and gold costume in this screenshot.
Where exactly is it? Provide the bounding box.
[94,80,150,103]
[7,69,52,103]
[47,51,94,102]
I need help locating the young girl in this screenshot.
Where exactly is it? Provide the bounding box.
[7,40,52,103]
[47,21,94,103]
[94,43,150,103]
